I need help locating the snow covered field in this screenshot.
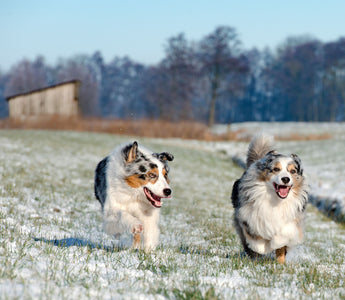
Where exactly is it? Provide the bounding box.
[1,126,345,299]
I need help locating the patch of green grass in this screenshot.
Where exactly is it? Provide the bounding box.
[172,285,218,300]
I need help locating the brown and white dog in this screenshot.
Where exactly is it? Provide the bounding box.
[94,141,174,251]
[231,134,308,263]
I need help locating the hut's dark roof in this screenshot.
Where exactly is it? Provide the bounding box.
[6,80,81,101]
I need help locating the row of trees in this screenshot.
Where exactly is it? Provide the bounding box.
[1,26,345,123]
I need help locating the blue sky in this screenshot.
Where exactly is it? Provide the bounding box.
[1,0,345,71]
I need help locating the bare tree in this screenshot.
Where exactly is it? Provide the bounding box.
[268,36,323,121]
[100,56,146,119]
[0,69,9,117]
[161,33,198,120]
[323,38,345,121]
[55,56,100,116]
[141,65,169,119]
[5,56,48,97]
[198,26,249,126]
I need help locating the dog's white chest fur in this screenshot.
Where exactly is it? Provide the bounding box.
[239,183,303,254]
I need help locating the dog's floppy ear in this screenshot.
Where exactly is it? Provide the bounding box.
[257,150,278,171]
[265,150,278,156]
[153,152,174,162]
[123,141,138,163]
[291,153,303,175]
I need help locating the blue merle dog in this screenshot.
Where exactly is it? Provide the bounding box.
[95,141,174,251]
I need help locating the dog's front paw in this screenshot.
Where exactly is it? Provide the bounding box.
[247,238,271,254]
[132,224,143,250]
[271,236,287,250]
[132,223,143,234]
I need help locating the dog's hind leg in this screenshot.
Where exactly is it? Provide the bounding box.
[276,246,287,263]
[243,243,263,260]
[236,222,264,260]
[234,217,263,259]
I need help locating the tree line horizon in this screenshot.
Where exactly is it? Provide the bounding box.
[1,26,345,125]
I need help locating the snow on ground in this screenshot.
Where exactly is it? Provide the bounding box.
[213,122,345,140]
[0,126,345,299]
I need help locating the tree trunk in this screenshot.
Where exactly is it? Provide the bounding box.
[208,92,217,127]
[208,73,219,127]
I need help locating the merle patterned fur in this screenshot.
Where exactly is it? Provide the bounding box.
[95,142,174,210]
[122,142,174,178]
[123,148,158,179]
[94,156,109,209]
[153,152,174,172]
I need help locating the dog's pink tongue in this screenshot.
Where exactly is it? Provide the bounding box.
[153,199,162,207]
[152,194,162,207]
[278,186,289,198]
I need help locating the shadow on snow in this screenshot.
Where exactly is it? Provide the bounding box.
[32,237,123,252]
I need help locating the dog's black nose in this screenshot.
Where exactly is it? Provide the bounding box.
[281,177,290,184]
[163,188,171,197]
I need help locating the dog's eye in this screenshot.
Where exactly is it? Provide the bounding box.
[273,167,280,172]
[149,173,157,179]
[290,169,296,174]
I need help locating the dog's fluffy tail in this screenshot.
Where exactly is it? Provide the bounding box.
[246,133,274,168]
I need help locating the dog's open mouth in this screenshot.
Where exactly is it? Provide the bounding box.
[273,183,292,199]
[144,187,163,208]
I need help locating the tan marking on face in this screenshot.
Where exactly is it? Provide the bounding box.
[287,163,297,175]
[272,161,282,173]
[163,168,170,184]
[258,161,282,182]
[125,174,147,188]
[258,169,271,181]
[147,168,159,184]
[288,163,304,197]
[125,167,159,188]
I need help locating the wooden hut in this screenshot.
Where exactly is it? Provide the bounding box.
[6,80,81,119]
